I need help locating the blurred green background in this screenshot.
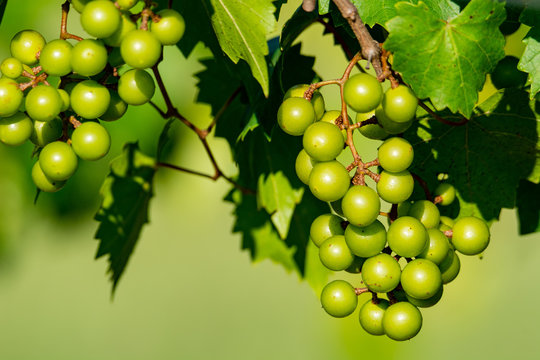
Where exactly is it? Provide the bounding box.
[0,1,538,359]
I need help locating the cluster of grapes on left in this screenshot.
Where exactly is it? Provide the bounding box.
[0,0,184,192]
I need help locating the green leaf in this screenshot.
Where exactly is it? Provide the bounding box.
[208,0,277,96]
[280,6,318,51]
[0,0,8,24]
[318,0,330,14]
[94,143,156,293]
[520,0,540,27]
[519,27,540,100]
[384,0,506,117]
[404,88,539,222]
[516,180,540,235]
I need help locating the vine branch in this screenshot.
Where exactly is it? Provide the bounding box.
[418,101,469,126]
[60,1,83,41]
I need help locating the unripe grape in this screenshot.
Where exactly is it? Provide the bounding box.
[310,213,344,247]
[0,112,33,146]
[70,0,92,13]
[490,56,527,89]
[375,106,413,135]
[345,256,365,274]
[401,259,442,300]
[116,0,139,10]
[381,85,418,123]
[81,0,121,39]
[10,30,45,65]
[71,121,111,161]
[1,57,23,78]
[439,216,455,228]
[378,137,414,173]
[397,201,412,217]
[451,216,490,255]
[104,12,137,47]
[40,39,73,77]
[406,285,443,308]
[0,77,24,117]
[320,110,348,142]
[341,185,380,227]
[320,280,358,318]
[70,80,111,119]
[344,220,386,257]
[118,69,156,106]
[359,299,389,336]
[120,29,162,69]
[25,85,63,122]
[408,200,440,229]
[308,161,350,202]
[343,73,383,113]
[30,118,63,147]
[295,149,317,185]
[284,84,325,120]
[39,141,78,181]
[434,183,456,206]
[151,9,186,45]
[100,91,128,121]
[302,121,344,161]
[58,89,70,112]
[376,170,414,204]
[357,110,389,140]
[417,228,450,265]
[31,161,66,193]
[71,39,108,76]
[387,216,429,258]
[277,97,316,136]
[361,253,401,293]
[439,249,460,284]
[382,302,422,341]
[319,235,354,271]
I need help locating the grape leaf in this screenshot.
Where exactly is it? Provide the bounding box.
[519,27,540,100]
[404,88,538,222]
[94,143,156,293]
[272,0,287,19]
[516,180,540,235]
[384,0,506,118]
[207,0,277,96]
[280,6,318,51]
[520,0,540,27]
[0,0,7,24]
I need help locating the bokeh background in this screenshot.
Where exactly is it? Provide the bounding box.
[0,1,538,359]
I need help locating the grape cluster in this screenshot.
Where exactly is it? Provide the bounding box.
[0,0,184,192]
[277,70,490,341]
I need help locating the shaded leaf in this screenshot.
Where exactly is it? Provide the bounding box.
[0,0,7,24]
[519,26,540,100]
[516,179,540,235]
[156,119,176,161]
[520,0,540,27]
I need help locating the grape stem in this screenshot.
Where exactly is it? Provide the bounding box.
[60,1,83,41]
[418,101,470,126]
[302,0,317,12]
[387,291,398,305]
[443,230,453,238]
[355,287,369,295]
[433,195,443,205]
[411,172,433,202]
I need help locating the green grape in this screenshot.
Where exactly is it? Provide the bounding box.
[310,213,344,247]
[401,259,442,300]
[295,149,317,185]
[58,89,70,112]
[116,0,139,10]
[120,29,162,69]
[1,57,23,78]
[70,80,111,119]
[104,12,137,47]
[0,112,33,146]
[381,85,418,123]
[31,161,66,193]
[434,183,456,206]
[344,220,386,257]
[375,106,413,135]
[406,286,443,308]
[451,216,490,256]
[71,39,108,76]
[277,97,316,136]
[345,256,365,274]
[397,201,412,217]
[439,223,452,232]
[100,91,127,121]
[320,280,358,318]
[39,39,73,77]
[0,77,24,117]
[319,235,355,271]
[302,121,344,161]
[308,160,350,202]
[439,216,454,228]
[329,198,344,217]
[382,302,422,341]
[343,73,383,113]
[284,84,325,120]
[378,137,414,173]
[376,170,414,204]
[39,141,78,181]
[439,250,460,284]
[358,299,389,336]
[387,216,429,258]
[151,9,186,45]
[25,85,62,122]
[10,30,45,65]
[357,110,389,140]
[30,118,63,147]
[417,228,450,265]
[408,200,440,229]
[117,69,156,106]
[108,46,125,67]
[81,0,121,39]
[70,0,92,13]
[490,56,527,89]
[71,121,111,161]
[320,110,348,142]
[341,185,380,227]
[361,253,401,293]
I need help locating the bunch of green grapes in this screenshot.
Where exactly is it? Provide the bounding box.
[0,0,184,192]
[277,72,490,341]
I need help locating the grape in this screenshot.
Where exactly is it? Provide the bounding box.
[361,253,401,293]
[439,250,460,284]
[0,77,24,117]
[320,280,358,318]
[382,302,422,341]
[104,12,137,47]
[344,220,386,257]
[406,286,443,308]
[0,112,33,146]
[357,110,389,140]
[439,216,454,228]
[375,106,413,135]
[401,259,442,300]
[31,161,66,193]
[341,185,380,227]
[319,235,355,271]
[25,85,63,122]
[71,39,108,76]
[381,85,418,124]
[417,228,450,265]
[490,56,527,89]
[39,141,78,181]
[320,110,348,142]
[345,256,365,274]
[71,121,111,161]
[284,84,325,120]
[10,30,45,65]
[100,91,128,121]
[81,0,121,39]
[451,216,490,256]
[302,121,344,161]
[397,201,412,217]
[30,118,63,147]
[116,0,139,10]
[117,69,156,106]
[376,170,414,204]
[58,89,70,112]
[70,0,92,13]
[295,149,317,185]
[108,46,125,68]
[310,213,344,247]
[378,137,414,173]
[408,200,440,229]
[358,299,389,336]
[70,80,111,119]
[308,160,350,202]
[277,97,316,136]
[39,39,73,76]
[434,183,456,206]
[343,73,383,113]
[120,29,162,69]
[151,9,186,45]
[499,5,522,36]
[1,57,23,78]
[329,198,344,217]
[387,216,429,258]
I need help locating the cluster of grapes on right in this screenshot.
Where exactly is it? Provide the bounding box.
[277,67,490,341]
